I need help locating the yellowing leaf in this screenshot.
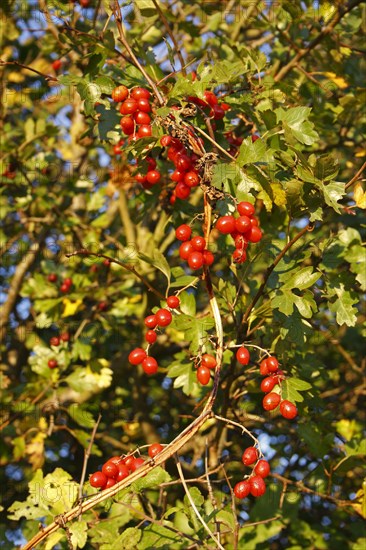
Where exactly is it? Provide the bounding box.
[271,182,287,206]
[62,298,83,317]
[354,182,366,209]
[26,432,46,469]
[7,71,25,83]
[323,72,348,89]
[352,480,366,518]
[355,149,366,158]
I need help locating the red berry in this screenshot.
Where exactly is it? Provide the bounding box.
[128,348,146,365]
[112,85,129,102]
[175,182,191,199]
[52,59,62,71]
[171,169,185,182]
[145,330,157,344]
[212,104,225,120]
[166,295,180,309]
[236,346,250,365]
[232,249,247,263]
[184,171,199,187]
[203,91,218,106]
[142,356,158,375]
[148,443,164,458]
[116,463,129,481]
[266,356,279,373]
[102,461,119,479]
[137,98,151,112]
[135,172,147,184]
[98,301,108,311]
[144,315,157,329]
[50,336,60,347]
[155,308,172,327]
[191,236,206,251]
[120,98,138,115]
[250,475,266,497]
[130,457,145,472]
[146,170,161,185]
[260,376,277,393]
[234,235,249,250]
[160,135,172,147]
[90,471,107,488]
[259,359,270,376]
[63,278,73,286]
[146,157,157,169]
[179,241,193,260]
[175,224,192,241]
[242,446,258,466]
[103,259,111,267]
[248,226,263,243]
[60,332,70,342]
[197,365,211,385]
[60,283,69,293]
[188,251,204,270]
[104,477,116,489]
[237,201,255,217]
[216,215,236,234]
[235,215,251,234]
[175,154,192,171]
[254,459,270,478]
[131,87,151,100]
[251,134,260,142]
[234,480,251,499]
[134,111,151,125]
[124,456,135,471]
[47,273,58,283]
[137,124,152,138]
[113,144,122,155]
[203,250,214,266]
[120,115,135,135]
[262,392,281,411]
[280,400,298,420]
[48,359,58,369]
[201,354,216,369]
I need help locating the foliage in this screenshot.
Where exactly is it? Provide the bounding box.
[0,1,365,549]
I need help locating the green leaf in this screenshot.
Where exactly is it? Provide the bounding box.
[281,378,310,403]
[328,284,358,326]
[132,467,171,492]
[237,137,270,165]
[271,290,295,316]
[138,248,171,284]
[282,267,320,290]
[276,106,318,145]
[69,521,88,549]
[115,527,142,549]
[298,424,332,458]
[167,360,197,396]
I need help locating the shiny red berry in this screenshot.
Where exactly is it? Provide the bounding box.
[197,365,211,385]
[142,356,158,375]
[116,463,129,481]
[179,241,193,260]
[120,98,138,115]
[242,446,258,466]
[236,346,250,365]
[130,457,145,472]
[145,330,157,344]
[155,308,172,327]
[146,170,161,184]
[254,460,270,478]
[50,336,60,347]
[48,359,58,369]
[166,295,180,309]
[234,480,251,499]
[191,236,206,251]
[259,358,270,376]
[216,215,236,234]
[48,273,58,283]
[148,443,164,458]
[120,116,135,134]
[203,250,214,266]
[175,224,192,241]
[131,87,150,100]
[250,475,266,497]
[102,462,119,479]
[90,471,107,488]
[112,85,129,102]
[237,201,255,217]
[260,376,277,393]
[266,356,279,373]
[262,392,281,411]
[188,251,204,270]
[201,354,216,369]
[280,400,298,419]
[128,348,146,365]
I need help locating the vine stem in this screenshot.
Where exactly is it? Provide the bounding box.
[175,454,225,550]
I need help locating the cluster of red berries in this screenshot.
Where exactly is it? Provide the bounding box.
[134,156,161,189]
[160,135,201,203]
[112,85,153,144]
[175,224,214,270]
[48,273,73,294]
[89,443,164,491]
[259,356,298,419]
[215,201,263,264]
[128,296,180,374]
[47,331,70,369]
[187,90,230,120]
[234,446,270,499]
[196,353,217,386]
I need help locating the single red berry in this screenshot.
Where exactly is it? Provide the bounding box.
[234,480,251,499]
[60,283,69,293]
[260,376,277,393]
[216,215,236,234]
[137,98,151,112]
[203,250,214,266]
[203,90,218,106]
[103,259,111,267]
[104,477,116,489]
[90,471,107,488]
[112,85,129,102]
[237,201,255,217]
[179,241,193,260]
[197,365,211,385]
[266,356,279,373]
[201,354,216,369]
[102,461,119,479]
[134,111,151,125]
[250,475,266,497]
[52,59,62,71]
[242,447,258,466]
[160,135,172,147]
[234,235,249,250]
[60,332,70,342]
[167,146,182,161]
[191,236,206,251]
[175,224,192,242]
[280,400,298,419]
[48,359,58,369]
[250,217,259,227]
[98,301,108,311]
[155,308,172,327]
[251,134,260,142]
[145,330,157,344]
[146,157,156,169]
[124,456,135,471]
[235,215,251,234]
[166,295,180,309]
[232,249,247,263]
[144,314,157,329]
[259,358,270,376]
[184,171,199,187]
[130,457,145,472]
[212,104,225,119]
[113,144,122,155]
[148,443,164,458]
[262,392,281,411]
[116,463,129,481]
[146,170,161,185]
[107,456,123,465]
[120,115,135,135]
[254,459,270,478]
[120,98,138,115]
[248,226,263,243]
[188,251,204,270]
[142,356,158,375]
[175,182,191,200]
[131,87,151,100]
[236,346,250,365]
[128,348,147,365]
[50,336,60,347]
[175,154,192,171]
[135,172,147,184]
[137,124,152,138]
[63,278,73,286]
[47,273,58,283]
[171,168,185,182]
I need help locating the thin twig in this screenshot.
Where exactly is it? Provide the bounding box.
[78,414,102,505]
[150,0,186,76]
[345,160,366,190]
[204,441,220,544]
[0,59,58,82]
